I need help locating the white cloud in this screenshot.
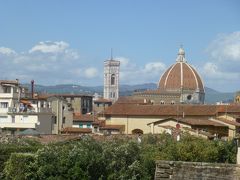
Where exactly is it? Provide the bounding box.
[84,67,98,78]
[0,47,16,55]
[115,57,129,67]
[203,62,239,80]
[29,41,69,53]
[116,56,166,84]
[207,31,240,61]
[0,41,100,85]
[202,31,240,91]
[143,62,166,73]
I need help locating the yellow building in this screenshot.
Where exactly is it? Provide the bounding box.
[101,98,240,139]
[235,91,240,103]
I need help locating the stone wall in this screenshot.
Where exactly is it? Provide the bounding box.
[155,160,240,180]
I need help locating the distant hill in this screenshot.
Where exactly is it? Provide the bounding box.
[22,83,234,104]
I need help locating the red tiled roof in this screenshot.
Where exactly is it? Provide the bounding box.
[100,125,125,131]
[116,97,146,104]
[179,118,227,127]
[217,105,240,113]
[61,127,92,134]
[150,118,226,127]
[103,102,240,117]
[94,98,112,103]
[159,62,204,92]
[73,114,97,122]
[92,120,103,126]
[103,103,218,116]
[216,118,240,127]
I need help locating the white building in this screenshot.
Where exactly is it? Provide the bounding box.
[0,80,53,135]
[103,59,120,102]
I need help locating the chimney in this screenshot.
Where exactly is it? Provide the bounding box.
[31,80,34,98]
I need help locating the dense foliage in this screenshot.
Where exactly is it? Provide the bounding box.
[0,133,237,180]
[0,138,42,179]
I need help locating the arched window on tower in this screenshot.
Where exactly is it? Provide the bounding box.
[111,74,115,85]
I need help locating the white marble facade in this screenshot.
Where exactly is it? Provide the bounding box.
[103,60,120,102]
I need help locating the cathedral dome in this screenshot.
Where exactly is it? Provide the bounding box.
[158,47,204,93]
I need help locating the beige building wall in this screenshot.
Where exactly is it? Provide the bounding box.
[150,120,191,134]
[210,118,236,139]
[105,115,213,134]
[105,116,175,134]
[49,98,73,134]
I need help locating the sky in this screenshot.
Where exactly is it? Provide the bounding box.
[0,0,239,92]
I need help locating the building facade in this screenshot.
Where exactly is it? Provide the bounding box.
[0,80,53,135]
[103,59,120,102]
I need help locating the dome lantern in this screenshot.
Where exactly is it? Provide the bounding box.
[176,46,186,62]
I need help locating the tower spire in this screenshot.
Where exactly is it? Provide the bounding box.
[111,48,113,60]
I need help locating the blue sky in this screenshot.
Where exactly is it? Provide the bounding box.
[0,0,239,92]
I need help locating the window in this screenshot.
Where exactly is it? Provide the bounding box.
[160,101,165,104]
[187,95,192,100]
[53,116,57,124]
[63,117,66,124]
[79,123,83,128]
[12,115,15,123]
[3,87,11,93]
[0,102,8,108]
[87,123,91,128]
[171,101,175,105]
[111,74,115,85]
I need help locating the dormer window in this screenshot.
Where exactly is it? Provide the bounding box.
[171,101,175,105]
[160,101,165,104]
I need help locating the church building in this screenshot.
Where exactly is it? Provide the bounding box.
[133,47,205,104]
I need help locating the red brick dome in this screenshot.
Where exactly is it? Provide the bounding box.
[158,48,204,92]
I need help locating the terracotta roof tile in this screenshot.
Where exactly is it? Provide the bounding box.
[61,127,92,134]
[216,118,240,127]
[73,114,97,122]
[94,98,112,103]
[103,103,218,116]
[179,118,226,127]
[217,105,240,113]
[150,117,226,127]
[116,97,146,104]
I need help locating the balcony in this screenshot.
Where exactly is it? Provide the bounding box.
[8,107,52,114]
[0,122,36,129]
[0,108,9,114]
[0,92,19,99]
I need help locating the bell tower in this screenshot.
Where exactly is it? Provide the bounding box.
[103,56,120,102]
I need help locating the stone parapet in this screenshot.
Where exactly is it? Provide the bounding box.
[155,160,240,180]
